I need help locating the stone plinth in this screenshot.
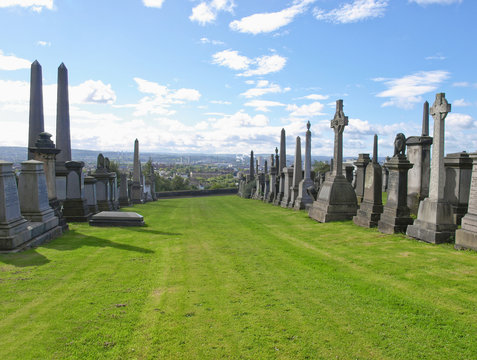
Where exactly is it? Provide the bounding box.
[353,164,383,228]
[280,167,294,208]
[444,152,472,225]
[89,211,145,227]
[406,136,432,214]
[84,176,99,214]
[62,161,91,222]
[92,156,114,211]
[354,154,370,203]
[119,173,131,207]
[377,155,414,234]
[108,173,119,210]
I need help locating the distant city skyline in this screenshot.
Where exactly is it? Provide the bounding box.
[0,0,475,156]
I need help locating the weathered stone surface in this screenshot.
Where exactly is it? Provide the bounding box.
[308,100,357,222]
[119,173,131,206]
[354,154,370,203]
[295,122,314,210]
[444,152,472,225]
[28,61,45,160]
[280,167,294,208]
[274,129,286,205]
[407,93,456,243]
[62,161,91,222]
[131,139,143,204]
[289,136,303,208]
[84,175,99,214]
[56,63,72,164]
[89,211,145,227]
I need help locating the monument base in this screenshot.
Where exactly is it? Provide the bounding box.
[308,175,357,223]
[455,229,477,251]
[89,211,145,227]
[406,198,456,244]
[88,204,99,215]
[50,198,68,231]
[294,179,314,210]
[273,192,283,206]
[353,201,383,228]
[119,197,132,207]
[377,207,413,234]
[97,200,114,211]
[63,198,92,222]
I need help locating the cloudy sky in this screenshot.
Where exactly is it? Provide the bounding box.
[0,0,475,157]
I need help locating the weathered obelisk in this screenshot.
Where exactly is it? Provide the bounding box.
[274,129,286,205]
[250,150,255,180]
[308,100,357,222]
[294,121,315,210]
[131,139,144,204]
[28,60,45,160]
[288,136,302,208]
[407,93,457,243]
[56,63,72,165]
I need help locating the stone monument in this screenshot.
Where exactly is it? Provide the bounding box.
[289,136,303,208]
[84,175,99,214]
[131,139,144,204]
[354,153,371,203]
[308,100,357,222]
[28,61,45,160]
[353,134,383,228]
[274,129,286,205]
[119,173,131,207]
[92,154,114,211]
[407,93,457,243]
[295,121,315,210]
[63,160,91,221]
[444,152,472,225]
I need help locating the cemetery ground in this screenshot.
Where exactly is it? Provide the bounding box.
[1,196,476,359]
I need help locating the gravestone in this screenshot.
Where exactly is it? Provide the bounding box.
[444,152,472,225]
[308,100,357,222]
[92,154,114,211]
[28,61,45,160]
[406,101,433,214]
[119,172,131,206]
[84,175,99,214]
[295,122,315,210]
[63,161,91,221]
[353,135,383,228]
[378,134,414,234]
[455,152,477,251]
[263,159,270,201]
[289,136,303,208]
[274,129,286,205]
[89,211,145,227]
[407,93,457,243]
[266,148,278,203]
[280,165,294,208]
[131,139,144,204]
[345,165,354,184]
[354,153,371,203]
[250,150,255,181]
[382,157,390,192]
[56,63,72,168]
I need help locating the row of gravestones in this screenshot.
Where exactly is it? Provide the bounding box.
[0,60,156,252]
[239,94,477,252]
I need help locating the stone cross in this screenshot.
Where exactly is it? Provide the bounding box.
[429,93,451,201]
[330,100,348,176]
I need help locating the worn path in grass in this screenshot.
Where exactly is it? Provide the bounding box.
[0,196,476,359]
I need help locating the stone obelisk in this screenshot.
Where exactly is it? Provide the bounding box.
[56,63,72,165]
[288,136,302,208]
[407,93,457,243]
[274,129,286,205]
[131,139,144,204]
[250,150,255,180]
[308,100,357,222]
[295,121,315,210]
[28,60,45,160]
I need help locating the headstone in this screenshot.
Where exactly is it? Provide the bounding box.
[89,211,145,227]
[280,165,294,208]
[406,101,433,214]
[295,121,315,210]
[274,129,286,205]
[345,165,354,184]
[353,153,371,203]
[84,175,99,214]
[382,157,390,192]
[407,93,457,243]
[377,134,414,234]
[455,153,477,251]
[266,148,278,203]
[28,61,45,160]
[444,152,472,225]
[288,136,303,208]
[308,100,357,222]
[56,63,72,165]
[62,161,91,221]
[263,159,270,201]
[119,172,131,206]
[353,135,383,228]
[131,139,144,204]
[92,154,114,211]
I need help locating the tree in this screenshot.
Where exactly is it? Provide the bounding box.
[313,160,330,175]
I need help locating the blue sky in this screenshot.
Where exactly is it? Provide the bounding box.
[0,0,475,157]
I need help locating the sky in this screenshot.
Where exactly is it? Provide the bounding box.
[0,0,476,157]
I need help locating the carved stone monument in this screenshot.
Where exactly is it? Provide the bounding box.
[308,100,357,222]
[84,175,99,214]
[28,61,45,160]
[295,121,315,210]
[289,136,303,208]
[407,93,457,243]
[63,161,91,221]
[353,135,383,228]
[119,173,131,207]
[444,152,472,225]
[354,153,371,203]
[131,139,144,204]
[274,129,286,205]
[266,148,278,203]
[92,154,114,211]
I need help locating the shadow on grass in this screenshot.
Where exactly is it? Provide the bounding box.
[0,251,50,268]
[122,226,182,236]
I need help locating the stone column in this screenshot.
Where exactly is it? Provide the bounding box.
[353,134,383,228]
[289,136,303,208]
[266,148,278,203]
[0,161,31,251]
[295,121,315,210]
[62,161,91,221]
[377,135,413,234]
[131,139,143,204]
[354,154,370,203]
[263,160,269,201]
[308,100,357,222]
[249,150,255,180]
[407,93,457,243]
[84,175,99,214]
[118,172,131,206]
[56,63,72,165]
[406,101,433,214]
[28,61,45,160]
[444,152,472,225]
[455,153,477,250]
[274,129,286,205]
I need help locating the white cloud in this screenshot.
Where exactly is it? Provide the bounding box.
[210,100,231,105]
[453,99,472,107]
[446,113,475,129]
[229,0,315,34]
[374,70,450,109]
[70,80,117,104]
[241,80,290,98]
[0,0,54,12]
[301,94,329,100]
[286,102,325,117]
[244,99,286,112]
[190,0,235,25]
[314,0,388,24]
[119,77,201,117]
[142,0,165,8]
[36,40,51,47]
[425,53,446,60]
[409,0,462,5]
[212,49,287,77]
[212,50,251,70]
[199,37,225,45]
[0,50,31,70]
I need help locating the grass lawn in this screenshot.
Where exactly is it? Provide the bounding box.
[1,195,476,359]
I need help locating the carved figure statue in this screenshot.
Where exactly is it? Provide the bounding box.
[394,133,406,157]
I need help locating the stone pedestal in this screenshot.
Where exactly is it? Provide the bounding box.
[119,173,131,207]
[92,155,114,211]
[354,153,370,203]
[280,167,294,208]
[274,129,286,206]
[444,152,472,225]
[456,153,477,250]
[84,176,99,214]
[62,161,91,222]
[289,136,303,208]
[265,169,277,203]
[345,165,354,184]
[108,173,119,210]
[406,136,432,214]
[378,155,414,234]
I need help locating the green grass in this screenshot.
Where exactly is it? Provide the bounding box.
[1,196,477,359]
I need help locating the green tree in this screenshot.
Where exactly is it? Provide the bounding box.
[313,160,330,175]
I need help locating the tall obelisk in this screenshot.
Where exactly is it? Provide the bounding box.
[28,60,45,160]
[56,63,72,164]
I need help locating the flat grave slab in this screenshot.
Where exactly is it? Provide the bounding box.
[89,211,145,227]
